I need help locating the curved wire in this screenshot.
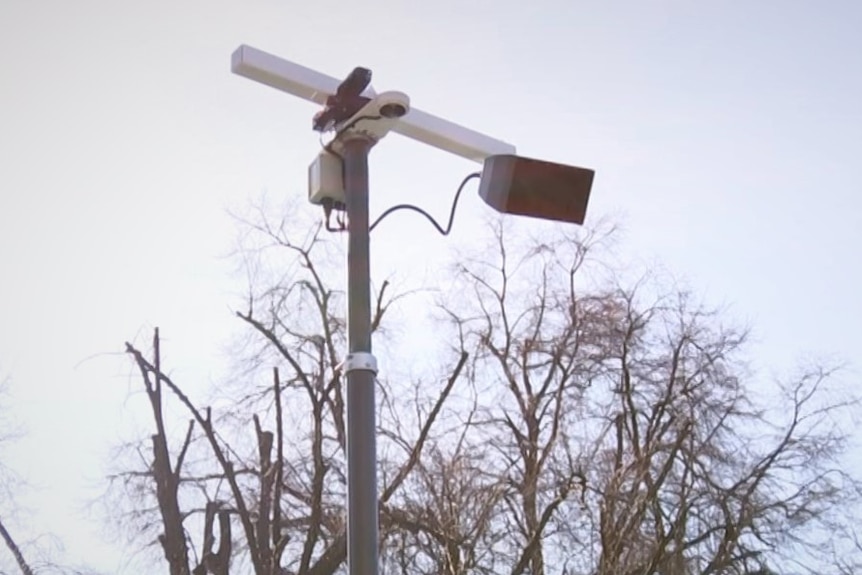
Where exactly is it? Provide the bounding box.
[369,172,482,235]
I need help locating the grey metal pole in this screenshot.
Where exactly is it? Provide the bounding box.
[341,136,379,575]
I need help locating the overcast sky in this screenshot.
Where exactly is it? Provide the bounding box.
[1,0,860,571]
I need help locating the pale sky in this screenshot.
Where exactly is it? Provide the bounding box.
[1,0,860,572]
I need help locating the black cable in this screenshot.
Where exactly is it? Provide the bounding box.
[369,172,481,235]
[318,114,385,233]
[321,199,347,232]
[317,113,479,237]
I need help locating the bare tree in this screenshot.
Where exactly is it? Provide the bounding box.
[0,516,35,575]
[579,287,857,575]
[383,221,861,575]
[0,375,35,575]
[0,376,104,575]
[113,209,468,574]
[111,212,862,574]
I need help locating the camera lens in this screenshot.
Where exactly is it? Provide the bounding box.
[380,103,407,118]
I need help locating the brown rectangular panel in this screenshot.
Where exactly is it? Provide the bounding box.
[479,154,595,225]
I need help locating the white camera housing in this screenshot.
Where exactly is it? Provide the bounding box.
[326,91,410,154]
[308,91,412,206]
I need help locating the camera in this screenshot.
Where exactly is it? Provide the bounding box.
[336,67,372,101]
[313,67,373,132]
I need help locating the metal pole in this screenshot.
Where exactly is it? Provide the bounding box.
[341,136,379,575]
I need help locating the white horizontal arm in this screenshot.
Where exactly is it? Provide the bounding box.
[394,108,515,163]
[231,45,376,104]
[231,44,515,163]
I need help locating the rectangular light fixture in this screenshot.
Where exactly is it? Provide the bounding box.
[479,154,595,225]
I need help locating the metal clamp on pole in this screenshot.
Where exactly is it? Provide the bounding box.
[342,352,378,375]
